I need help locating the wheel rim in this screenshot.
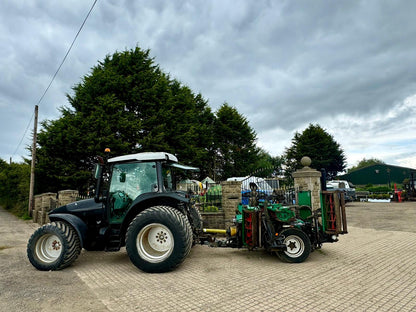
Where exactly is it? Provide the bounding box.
[35,234,63,263]
[136,223,174,263]
[283,235,305,258]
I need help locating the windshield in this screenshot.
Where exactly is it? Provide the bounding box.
[110,162,158,201]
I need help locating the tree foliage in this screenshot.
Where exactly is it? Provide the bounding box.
[36,47,215,192]
[0,159,30,217]
[285,124,346,180]
[348,157,385,172]
[213,104,261,180]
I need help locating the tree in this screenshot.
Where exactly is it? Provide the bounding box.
[285,124,346,180]
[213,103,260,179]
[250,148,285,178]
[0,159,30,217]
[36,47,215,192]
[348,158,385,172]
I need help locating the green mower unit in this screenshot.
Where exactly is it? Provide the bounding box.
[202,190,348,263]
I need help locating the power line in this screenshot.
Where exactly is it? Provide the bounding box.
[36,0,99,107]
[12,111,34,157]
[12,0,99,159]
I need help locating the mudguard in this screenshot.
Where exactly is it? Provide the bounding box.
[48,213,87,248]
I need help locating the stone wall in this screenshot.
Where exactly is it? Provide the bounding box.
[220,180,242,228]
[33,191,79,225]
[57,190,79,207]
[200,180,241,230]
[201,212,226,229]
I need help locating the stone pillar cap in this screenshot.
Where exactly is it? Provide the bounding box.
[301,156,312,167]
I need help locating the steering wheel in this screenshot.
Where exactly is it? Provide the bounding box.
[111,190,131,213]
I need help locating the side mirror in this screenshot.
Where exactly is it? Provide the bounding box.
[94,164,103,203]
[119,172,126,183]
[94,164,102,180]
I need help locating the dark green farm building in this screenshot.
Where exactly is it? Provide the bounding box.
[339,164,416,186]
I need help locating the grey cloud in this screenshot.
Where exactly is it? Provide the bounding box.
[1,0,416,167]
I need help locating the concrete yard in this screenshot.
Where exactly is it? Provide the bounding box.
[0,201,415,312]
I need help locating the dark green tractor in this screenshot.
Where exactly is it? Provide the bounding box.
[27,152,202,273]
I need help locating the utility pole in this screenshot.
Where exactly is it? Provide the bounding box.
[28,105,38,217]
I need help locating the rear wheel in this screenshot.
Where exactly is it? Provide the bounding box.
[277,228,311,263]
[126,206,192,273]
[27,221,81,270]
[188,205,203,245]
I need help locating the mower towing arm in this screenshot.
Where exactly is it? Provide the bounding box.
[48,213,87,248]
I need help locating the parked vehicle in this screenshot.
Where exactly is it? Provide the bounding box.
[326,180,356,201]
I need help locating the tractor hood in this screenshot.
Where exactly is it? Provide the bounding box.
[51,198,102,214]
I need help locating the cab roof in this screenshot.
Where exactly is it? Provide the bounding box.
[108,152,178,163]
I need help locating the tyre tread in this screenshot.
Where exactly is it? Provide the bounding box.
[27,221,81,271]
[126,206,192,273]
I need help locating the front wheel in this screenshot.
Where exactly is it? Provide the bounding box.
[27,221,81,270]
[126,206,192,273]
[277,228,311,263]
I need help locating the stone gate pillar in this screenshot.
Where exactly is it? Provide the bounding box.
[292,156,322,211]
[221,180,242,228]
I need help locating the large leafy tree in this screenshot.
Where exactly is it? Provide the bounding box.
[285,124,346,180]
[348,157,384,172]
[213,103,260,180]
[36,47,214,192]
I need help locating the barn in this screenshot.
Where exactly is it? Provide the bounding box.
[339,164,416,186]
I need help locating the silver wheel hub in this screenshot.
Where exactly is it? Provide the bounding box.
[283,235,305,258]
[35,234,63,263]
[137,223,174,263]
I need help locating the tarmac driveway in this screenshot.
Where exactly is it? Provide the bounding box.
[0,202,415,312]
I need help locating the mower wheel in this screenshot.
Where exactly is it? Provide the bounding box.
[126,206,192,273]
[27,221,81,271]
[277,228,311,263]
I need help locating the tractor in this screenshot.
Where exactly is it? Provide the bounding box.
[27,151,202,273]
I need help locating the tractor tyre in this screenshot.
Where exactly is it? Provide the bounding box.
[27,221,81,271]
[126,206,192,273]
[188,205,203,246]
[188,205,203,232]
[277,228,311,263]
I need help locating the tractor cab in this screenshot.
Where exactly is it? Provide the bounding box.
[93,152,199,225]
[94,153,196,223]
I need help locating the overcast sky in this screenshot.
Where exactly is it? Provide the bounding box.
[1,0,416,170]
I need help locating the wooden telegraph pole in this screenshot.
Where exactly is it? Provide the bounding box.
[28,105,38,217]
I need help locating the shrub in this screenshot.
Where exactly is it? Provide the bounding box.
[204,206,219,212]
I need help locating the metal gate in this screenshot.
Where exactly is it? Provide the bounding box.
[236,167,296,206]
